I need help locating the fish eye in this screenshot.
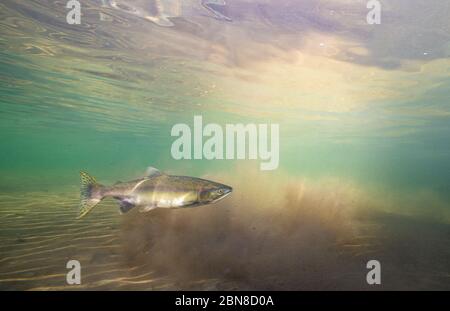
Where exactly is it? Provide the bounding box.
[217,189,224,194]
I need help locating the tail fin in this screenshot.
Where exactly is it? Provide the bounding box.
[78,171,104,219]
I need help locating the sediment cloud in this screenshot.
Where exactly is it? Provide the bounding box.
[119,169,372,289]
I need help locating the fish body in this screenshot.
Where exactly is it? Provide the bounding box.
[78,167,232,218]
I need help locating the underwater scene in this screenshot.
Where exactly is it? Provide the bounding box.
[0,0,449,290]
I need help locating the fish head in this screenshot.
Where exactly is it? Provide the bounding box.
[198,181,232,204]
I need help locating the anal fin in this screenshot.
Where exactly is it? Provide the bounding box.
[139,205,157,213]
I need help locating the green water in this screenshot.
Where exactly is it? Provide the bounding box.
[0,0,449,290]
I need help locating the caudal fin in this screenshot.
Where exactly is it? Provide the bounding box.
[78,171,104,219]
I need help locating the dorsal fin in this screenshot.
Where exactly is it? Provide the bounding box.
[145,166,163,178]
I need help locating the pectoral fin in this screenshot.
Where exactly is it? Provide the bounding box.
[118,199,135,214]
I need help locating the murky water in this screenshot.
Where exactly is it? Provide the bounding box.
[0,0,449,290]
